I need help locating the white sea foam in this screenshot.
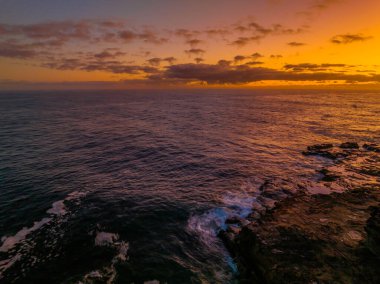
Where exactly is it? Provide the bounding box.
[106,240,129,284]
[222,191,257,218]
[186,179,262,281]
[187,179,260,246]
[1,191,87,251]
[95,232,119,247]
[0,253,22,278]
[226,255,238,273]
[66,191,87,201]
[187,208,229,247]
[85,270,102,279]
[94,231,129,263]
[114,241,129,262]
[0,191,87,277]
[0,218,51,253]
[47,200,67,216]
[79,232,129,284]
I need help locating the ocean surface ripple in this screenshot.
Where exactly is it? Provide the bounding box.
[0,90,379,283]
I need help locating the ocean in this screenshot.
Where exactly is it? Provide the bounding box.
[0,90,379,283]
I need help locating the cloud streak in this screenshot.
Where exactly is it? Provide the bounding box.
[287,41,306,47]
[156,63,379,84]
[185,48,205,56]
[230,21,306,46]
[0,41,38,59]
[284,63,348,71]
[0,11,378,89]
[41,57,159,75]
[146,57,177,66]
[330,33,373,44]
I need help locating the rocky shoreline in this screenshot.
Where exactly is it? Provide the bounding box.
[218,142,380,283]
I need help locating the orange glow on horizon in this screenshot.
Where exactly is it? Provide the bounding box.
[1,0,380,90]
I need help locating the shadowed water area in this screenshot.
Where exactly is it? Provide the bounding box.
[0,90,379,283]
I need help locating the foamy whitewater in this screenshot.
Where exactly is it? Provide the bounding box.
[0,90,379,283]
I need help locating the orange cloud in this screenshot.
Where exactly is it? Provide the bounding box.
[330,33,373,44]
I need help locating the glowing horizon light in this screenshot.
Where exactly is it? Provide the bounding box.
[1,0,380,90]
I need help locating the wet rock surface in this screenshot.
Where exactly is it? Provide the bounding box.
[364,144,380,153]
[340,142,360,149]
[219,143,380,283]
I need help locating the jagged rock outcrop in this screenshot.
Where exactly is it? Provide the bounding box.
[219,143,380,283]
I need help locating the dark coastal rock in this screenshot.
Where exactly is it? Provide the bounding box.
[218,230,237,253]
[227,225,241,235]
[307,143,333,151]
[340,142,359,149]
[233,190,380,283]
[259,179,302,199]
[219,142,380,284]
[366,206,380,256]
[302,143,347,159]
[225,216,243,225]
[360,167,380,177]
[364,143,380,153]
[319,168,339,181]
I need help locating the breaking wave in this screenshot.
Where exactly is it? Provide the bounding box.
[0,191,87,278]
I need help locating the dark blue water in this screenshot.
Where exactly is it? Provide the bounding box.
[0,90,379,283]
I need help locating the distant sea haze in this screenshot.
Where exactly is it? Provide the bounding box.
[0,90,379,283]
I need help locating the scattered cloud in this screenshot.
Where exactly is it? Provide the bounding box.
[245,61,264,66]
[146,57,177,66]
[288,41,306,47]
[186,39,203,47]
[204,29,229,37]
[119,29,168,44]
[298,0,343,18]
[163,57,177,65]
[147,57,162,66]
[230,21,305,46]
[0,21,91,40]
[235,21,305,36]
[138,30,168,44]
[311,0,342,11]
[156,63,379,84]
[251,52,264,60]
[217,59,232,67]
[270,54,283,59]
[94,49,126,59]
[233,53,264,64]
[0,20,169,47]
[174,29,199,39]
[284,63,348,71]
[230,36,263,47]
[185,48,205,56]
[234,55,248,63]
[330,33,373,44]
[0,41,37,59]
[41,57,159,75]
[194,57,204,64]
[1,15,377,88]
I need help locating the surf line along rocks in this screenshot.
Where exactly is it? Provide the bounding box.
[218,142,380,283]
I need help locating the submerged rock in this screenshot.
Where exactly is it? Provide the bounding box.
[366,206,380,256]
[219,142,380,283]
[307,143,333,151]
[364,143,380,153]
[319,168,340,181]
[340,142,359,149]
[302,143,349,159]
[225,216,243,225]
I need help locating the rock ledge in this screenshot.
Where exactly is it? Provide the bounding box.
[219,143,380,283]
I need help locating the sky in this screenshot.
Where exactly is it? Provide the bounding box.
[0,0,380,90]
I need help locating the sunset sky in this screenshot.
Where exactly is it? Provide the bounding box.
[1,0,380,90]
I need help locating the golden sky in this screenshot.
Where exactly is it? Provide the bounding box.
[0,0,380,89]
